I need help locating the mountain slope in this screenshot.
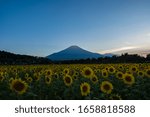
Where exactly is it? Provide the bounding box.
[47,45,104,61]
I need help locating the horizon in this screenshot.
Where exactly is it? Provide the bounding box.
[1,0,150,57]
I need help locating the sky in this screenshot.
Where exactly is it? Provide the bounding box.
[0,0,150,57]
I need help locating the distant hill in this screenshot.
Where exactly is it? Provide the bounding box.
[46,45,107,61]
[0,50,52,65]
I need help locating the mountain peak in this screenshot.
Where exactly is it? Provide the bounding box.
[67,45,81,49]
[47,46,104,61]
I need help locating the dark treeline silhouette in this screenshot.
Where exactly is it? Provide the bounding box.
[1,51,150,65]
[0,51,52,65]
[53,53,150,64]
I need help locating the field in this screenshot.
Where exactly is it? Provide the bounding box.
[0,63,150,100]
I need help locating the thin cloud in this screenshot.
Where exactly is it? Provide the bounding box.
[99,46,138,54]
[146,33,150,37]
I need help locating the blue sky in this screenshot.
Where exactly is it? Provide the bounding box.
[0,0,150,56]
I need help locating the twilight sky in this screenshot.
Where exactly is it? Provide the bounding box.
[0,0,150,57]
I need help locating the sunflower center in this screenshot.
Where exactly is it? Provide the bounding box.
[13,81,25,91]
[109,68,114,72]
[103,84,110,90]
[132,68,136,71]
[125,76,132,82]
[103,72,107,76]
[92,77,97,82]
[118,73,122,77]
[46,77,50,82]
[65,77,71,83]
[47,71,51,75]
[82,85,88,92]
[85,70,91,75]
[139,72,143,75]
[147,70,150,75]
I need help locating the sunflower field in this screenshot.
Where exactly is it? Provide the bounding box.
[0,63,150,100]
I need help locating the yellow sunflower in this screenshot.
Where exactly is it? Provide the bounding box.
[63,68,70,75]
[102,70,108,78]
[90,75,98,84]
[33,73,40,81]
[45,69,53,76]
[100,81,113,94]
[63,75,73,86]
[116,71,123,79]
[130,66,137,73]
[145,69,150,78]
[80,82,90,96]
[108,66,116,74]
[45,76,52,85]
[137,71,144,78]
[10,79,28,95]
[123,73,135,85]
[0,72,4,82]
[82,67,94,78]
[26,77,33,83]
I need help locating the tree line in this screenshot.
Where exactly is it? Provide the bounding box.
[1,50,150,65]
[54,53,150,64]
[0,51,52,65]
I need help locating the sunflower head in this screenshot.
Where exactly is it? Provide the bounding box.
[45,69,53,76]
[130,66,137,73]
[80,82,90,96]
[116,71,123,79]
[145,69,150,78]
[33,73,40,81]
[63,75,73,86]
[108,66,116,74]
[26,77,33,83]
[0,73,4,82]
[90,75,98,84]
[100,81,113,94]
[10,79,28,95]
[82,67,94,78]
[137,71,144,78]
[123,73,135,85]
[63,68,70,75]
[45,76,52,85]
[102,70,108,78]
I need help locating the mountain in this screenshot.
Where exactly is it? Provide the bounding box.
[46,45,104,61]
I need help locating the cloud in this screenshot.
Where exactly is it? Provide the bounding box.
[99,46,138,54]
[146,33,150,37]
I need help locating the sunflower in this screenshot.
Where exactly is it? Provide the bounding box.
[63,75,73,86]
[130,66,137,73]
[10,79,28,95]
[100,81,113,94]
[45,76,51,85]
[26,77,33,83]
[123,73,135,85]
[0,72,4,82]
[90,75,98,84]
[80,82,90,96]
[72,74,78,80]
[33,73,40,81]
[109,94,122,100]
[82,67,94,78]
[145,69,150,78]
[108,66,116,74]
[137,71,144,78]
[52,73,59,79]
[102,70,108,78]
[45,69,53,76]
[116,71,123,79]
[63,68,70,75]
